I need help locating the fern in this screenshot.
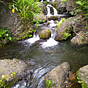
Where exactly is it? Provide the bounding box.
[9,0,42,24]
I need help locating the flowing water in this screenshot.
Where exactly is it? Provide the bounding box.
[0,20,88,88]
[0,1,88,87]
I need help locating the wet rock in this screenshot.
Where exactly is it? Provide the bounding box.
[76,65,88,87]
[0,3,34,41]
[46,62,70,88]
[0,4,22,36]
[33,13,47,23]
[55,0,66,13]
[66,0,76,13]
[54,15,88,43]
[39,29,51,39]
[0,59,34,82]
[54,18,73,41]
[71,31,88,45]
[47,16,58,20]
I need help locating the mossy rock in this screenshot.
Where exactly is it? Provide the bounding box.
[76,65,88,88]
[39,29,51,39]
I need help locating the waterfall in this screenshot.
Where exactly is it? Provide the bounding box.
[40,0,55,3]
[46,4,58,16]
[46,4,52,16]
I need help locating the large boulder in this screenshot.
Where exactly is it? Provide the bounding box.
[39,29,51,39]
[0,59,34,87]
[0,4,22,36]
[76,65,88,87]
[46,62,70,88]
[0,59,27,82]
[54,18,73,41]
[33,13,47,23]
[55,0,66,13]
[71,31,88,45]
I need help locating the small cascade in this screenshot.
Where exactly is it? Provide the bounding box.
[46,4,58,16]
[46,4,52,16]
[24,32,40,45]
[21,20,58,48]
[41,38,58,48]
[41,20,58,48]
[40,0,55,3]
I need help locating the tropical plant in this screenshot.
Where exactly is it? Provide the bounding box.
[0,28,12,42]
[57,18,65,28]
[9,0,42,24]
[45,79,55,88]
[0,27,19,45]
[75,0,88,20]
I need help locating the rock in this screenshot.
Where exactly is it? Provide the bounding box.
[76,65,88,87]
[33,2,47,23]
[46,62,70,88]
[0,59,31,82]
[39,29,51,39]
[47,16,58,20]
[0,4,22,37]
[71,31,88,45]
[33,13,47,23]
[66,0,76,13]
[54,18,73,41]
[55,0,66,13]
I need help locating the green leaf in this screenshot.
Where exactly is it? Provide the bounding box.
[9,37,12,41]
[9,5,12,9]
[48,80,51,84]
[76,1,82,6]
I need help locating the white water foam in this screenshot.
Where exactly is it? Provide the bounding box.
[24,35,40,45]
[46,4,58,16]
[41,38,58,48]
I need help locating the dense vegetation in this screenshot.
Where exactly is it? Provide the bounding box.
[0,0,42,46]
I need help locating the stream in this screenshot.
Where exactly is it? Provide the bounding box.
[0,20,88,88]
[0,1,88,87]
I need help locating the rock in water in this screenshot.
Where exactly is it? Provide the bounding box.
[46,62,70,88]
[39,29,51,39]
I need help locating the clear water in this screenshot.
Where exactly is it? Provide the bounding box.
[0,39,88,72]
[0,38,88,88]
[0,21,88,88]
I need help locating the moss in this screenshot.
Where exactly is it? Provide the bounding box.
[23,31,33,39]
[0,73,18,88]
[39,29,51,39]
[76,71,88,88]
[45,79,56,88]
[48,16,58,20]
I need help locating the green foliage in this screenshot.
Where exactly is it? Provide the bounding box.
[0,79,6,88]
[77,76,87,88]
[45,79,55,88]
[76,71,88,88]
[62,25,72,40]
[57,18,65,28]
[0,28,12,42]
[80,36,84,40]
[61,0,67,4]
[0,72,17,88]
[75,0,88,20]
[62,32,71,40]
[23,28,36,39]
[0,27,19,46]
[9,0,42,24]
